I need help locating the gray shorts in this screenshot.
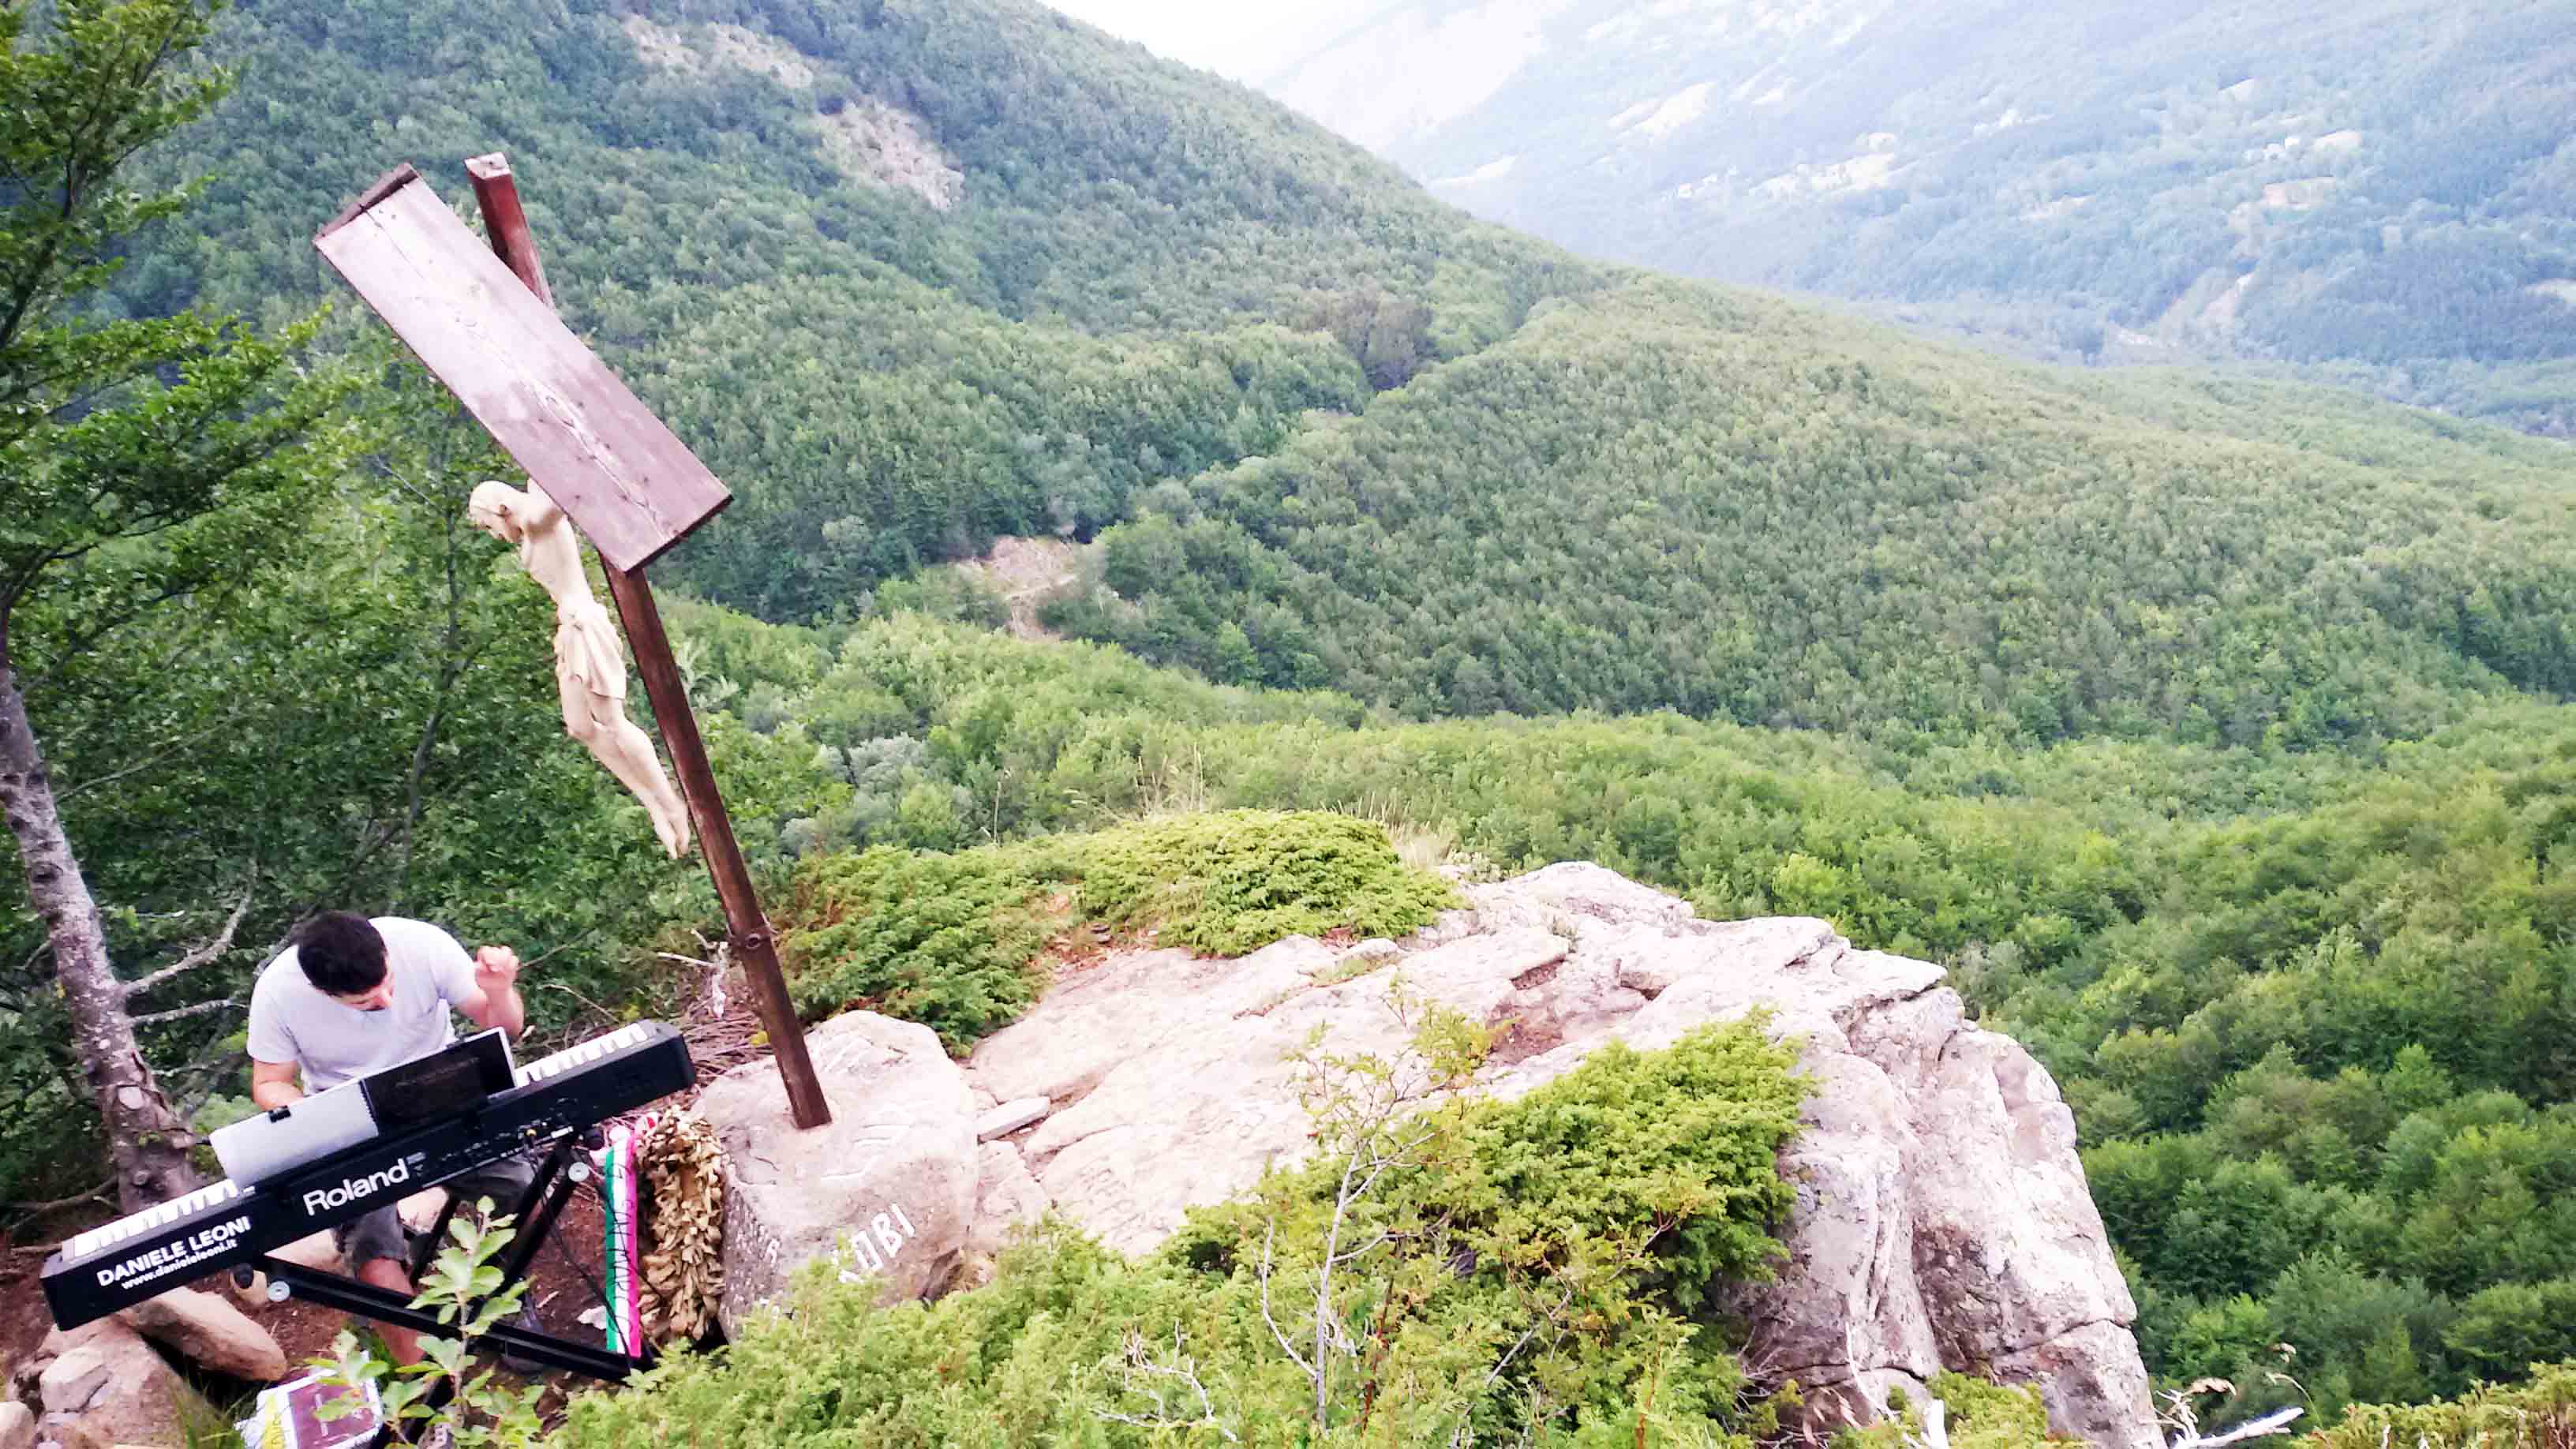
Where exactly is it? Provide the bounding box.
[332,1151,540,1271]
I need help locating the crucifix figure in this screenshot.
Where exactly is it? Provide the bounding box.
[468,480,692,859]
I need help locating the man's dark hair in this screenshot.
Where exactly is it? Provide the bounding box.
[296,912,388,997]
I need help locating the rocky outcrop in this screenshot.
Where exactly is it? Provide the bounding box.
[710,863,2157,1446]
[13,1316,215,1449]
[620,13,965,211]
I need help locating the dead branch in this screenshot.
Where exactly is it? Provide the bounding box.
[1447,1282,1576,1449]
[516,928,602,976]
[122,876,256,998]
[1257,1219,1313,1377]
[130,997,238,1027]
[5,1178,114,1233]
[5,1178,112,1215]
[1093,1325,1239,1443]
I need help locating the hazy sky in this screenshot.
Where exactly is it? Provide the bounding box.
[1040,0,1387,82]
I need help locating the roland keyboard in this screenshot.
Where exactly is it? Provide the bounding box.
[42,1021,691,1330]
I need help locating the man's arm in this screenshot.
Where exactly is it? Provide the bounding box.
[458,945,526,1038]
[244,975,301,1109]
[249,1058,304,1111]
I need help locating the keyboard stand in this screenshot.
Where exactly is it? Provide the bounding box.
[248,1136,649,1443]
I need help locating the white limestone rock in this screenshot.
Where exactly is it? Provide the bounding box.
[118,1285,287,1382]
[698,1010,978,1334]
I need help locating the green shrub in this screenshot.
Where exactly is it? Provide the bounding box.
[781,844,1054,1049]
[1432,1023,1808,1313]
[1061,808,1458,955]
[2318,1361,2576,1448]
[780,811,1456,1050]
[1166,1017,1810,1442]
[1930,1372,2063,1447]
[1837,1373,2065,1449]
[552,1022,1807,1447]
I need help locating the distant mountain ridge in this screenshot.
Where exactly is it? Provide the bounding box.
[133,0,2576,751]
[1260,0,2576,433]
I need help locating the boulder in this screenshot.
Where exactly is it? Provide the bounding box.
[35,1349,107,1417]
[698,1010,978,1333]
[119,1284,288,1382]
[0,1401,30,1449]
[28,1316,210,1448]
[13,1320,110,1402]
[1849,990,2151,1440]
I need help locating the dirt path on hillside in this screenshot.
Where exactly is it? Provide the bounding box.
[953,536,1091,641]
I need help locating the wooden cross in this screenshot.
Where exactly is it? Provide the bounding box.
[315,156,830,1129]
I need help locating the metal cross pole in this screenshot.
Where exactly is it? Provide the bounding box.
[315,159,829,1129]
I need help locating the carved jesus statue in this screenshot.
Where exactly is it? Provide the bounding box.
[467,481,692,859]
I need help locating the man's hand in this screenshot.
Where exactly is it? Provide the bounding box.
[469,945,528,1038]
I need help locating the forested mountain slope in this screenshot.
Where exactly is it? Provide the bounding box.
[1053,279,2576,747]
[119,0,1600,616]
[132,0,2576,757]
[1262,0,2576,433]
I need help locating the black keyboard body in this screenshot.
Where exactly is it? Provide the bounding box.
[43,1021,691,1330]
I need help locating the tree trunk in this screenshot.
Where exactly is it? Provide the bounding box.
[0,661,204,1213]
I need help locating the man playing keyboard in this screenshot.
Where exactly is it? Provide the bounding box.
[247,912,534,1365]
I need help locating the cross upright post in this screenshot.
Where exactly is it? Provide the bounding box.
[316,155,831,1129]
[460,153,830,1131]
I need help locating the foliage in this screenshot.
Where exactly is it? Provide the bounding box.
[779,841,1052,1046]
[1926,1373,2062,1449]
[316,1198,548,1447]
[1839,1374,2065,1449]
[0,356,736,1197]
[671,607,2576,1416]
[551,1020,1807,1446]
[2315,1360,2576,1449]
[1054,279,2575,747]
[1058,809,1458,956]
[780,810,1454,1046]
[0,0,354,680]
[0,0,365,1204]
[5,0,2574,1422]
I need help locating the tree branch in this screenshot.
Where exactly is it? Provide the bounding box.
[4,1178,112,1219]
[121,874,255,997]
[387,522,475,908]
[1094,1326,1238,1443]
[21,578,204,695]
[1447,1284,1576,1449]
[6,934,54,989]
[1327,1231,1391,1266]
[1257,1219,1314,1376]
[56,721,227,802]
[130,997,237,1026]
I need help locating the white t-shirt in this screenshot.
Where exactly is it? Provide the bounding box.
[246,917,480,1093]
